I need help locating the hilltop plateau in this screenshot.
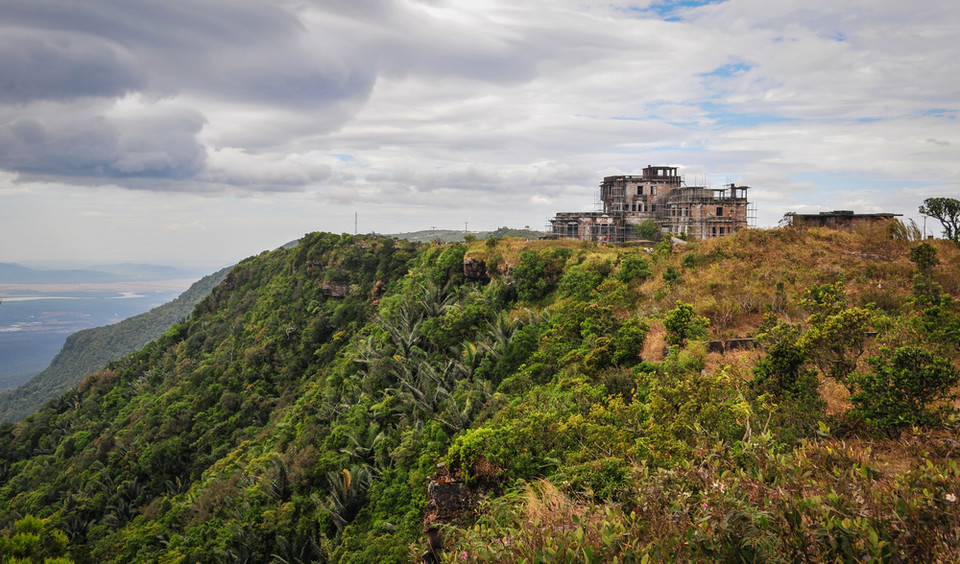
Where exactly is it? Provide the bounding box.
[1,225,959,562]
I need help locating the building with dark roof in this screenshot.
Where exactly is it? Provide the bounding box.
[786,210,902,229]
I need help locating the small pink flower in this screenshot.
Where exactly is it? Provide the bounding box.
[461,551,468,559]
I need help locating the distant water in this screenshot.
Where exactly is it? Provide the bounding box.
[0,285,189,390]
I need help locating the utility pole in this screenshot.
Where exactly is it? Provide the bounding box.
[355,212,358,235]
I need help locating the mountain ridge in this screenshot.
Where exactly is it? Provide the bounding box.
[0,227,958,562]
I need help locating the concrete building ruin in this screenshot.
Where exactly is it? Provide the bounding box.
[786,210,902,230]
[550,165,752,243]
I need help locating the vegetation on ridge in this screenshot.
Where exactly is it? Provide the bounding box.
[0,225,958,562]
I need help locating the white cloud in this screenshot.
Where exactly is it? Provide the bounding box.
[1,0,959,263]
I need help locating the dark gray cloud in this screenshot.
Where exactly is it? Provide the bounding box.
[0,29,146,104]
[0,0,379,108]
[0,0,561,191]
[0,0,385,188]
[0,109,206,180]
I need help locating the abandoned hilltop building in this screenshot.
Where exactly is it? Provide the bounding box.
[549,165,753,243]
[786,210,903,229]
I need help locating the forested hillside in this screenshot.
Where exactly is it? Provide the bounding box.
[0,267,232,423]
[1,226,958,563]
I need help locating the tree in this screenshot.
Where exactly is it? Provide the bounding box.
[852,346,959,434]
[909,242,942,304]
[664,301,709,346]
[919,197,960,245]
[751,323,825,440]
[800,307,872,392]
[0,515,73,563]
[633,218,662,242]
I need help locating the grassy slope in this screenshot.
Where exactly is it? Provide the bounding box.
[0,227,957,562]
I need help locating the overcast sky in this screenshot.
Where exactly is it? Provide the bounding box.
[1,0,957,269]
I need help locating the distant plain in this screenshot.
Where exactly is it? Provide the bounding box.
[0,279,194,389]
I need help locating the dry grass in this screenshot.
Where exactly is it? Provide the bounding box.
[521,480,584,527]
[464,226,958,410]
[642,321,667,362]
[703,348,763,380]
[820,378,852,416]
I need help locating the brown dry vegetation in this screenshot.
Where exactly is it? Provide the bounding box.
[467,224,958,353]
[447,224,960,562]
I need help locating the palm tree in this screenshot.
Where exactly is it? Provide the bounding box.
[323,465,374,535]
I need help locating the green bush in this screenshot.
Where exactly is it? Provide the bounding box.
[800,307,872,389]
[612,319,648,367]
[851,346,959,434]
[663,301,709,346]
[751,333,824,441]
[615,254,652,283]
[662,266,681,284]
[558,263,604,301]
[634,218,662,241]
[513,248,571,302]
[909,242,942,305]
[433,243,467,285]
[0,515,72,563]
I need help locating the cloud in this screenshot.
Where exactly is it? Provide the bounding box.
[199,148,332,191]
[0,29,146,104]
[2,0,960,264]
[0,102,206,180]
[324,162,599,219]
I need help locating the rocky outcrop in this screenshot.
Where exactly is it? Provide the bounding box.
[421,458,504,563]
[422,465,476,563]
[321,280,348,298]
[463,258,490,283]
[370,280,387,303]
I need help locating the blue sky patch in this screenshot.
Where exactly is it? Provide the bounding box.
[700,61,753,78]
[627,0,727,21]
[916,109,957,119]
[331,153,355,162]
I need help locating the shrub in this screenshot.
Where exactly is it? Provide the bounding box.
[615,254,652,283]
[800,307,872,390]
[662,266,681,284]
[634,218,662,241]
[513,248,571,302]
[433,243,467,285]
[916,295,960,355]
[851,346,960,434]
[663,301,709,346]
[0,515,72,563]
[558,263,604,301]
[799,281,847,324]
[612,319,648,367]
[751,334,825,441]
[909,242,942,305]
